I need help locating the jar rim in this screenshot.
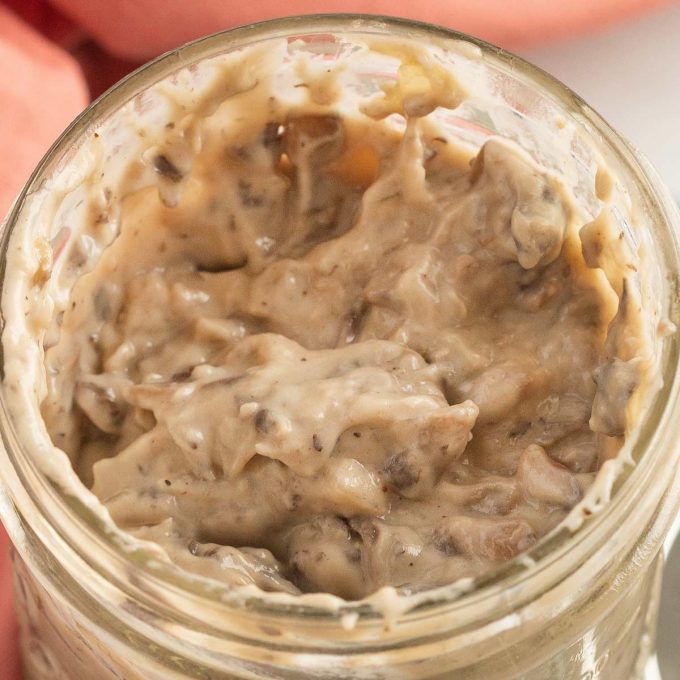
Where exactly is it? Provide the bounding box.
[1,13,680,629]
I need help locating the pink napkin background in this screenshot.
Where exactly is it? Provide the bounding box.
[0,1,674,677]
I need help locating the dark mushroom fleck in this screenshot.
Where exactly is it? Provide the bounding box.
[153,154,183,182]
[254,408,273,433]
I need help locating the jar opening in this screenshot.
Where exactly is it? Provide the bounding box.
[1,15,679,630]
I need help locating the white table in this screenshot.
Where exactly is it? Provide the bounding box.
[523,4,680,201]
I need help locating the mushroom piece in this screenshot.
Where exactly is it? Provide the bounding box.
[518,444,581,508]
[286,516,365,599]
[434,515,536,562]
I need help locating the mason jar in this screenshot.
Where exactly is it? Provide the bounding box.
[0,14,679,680]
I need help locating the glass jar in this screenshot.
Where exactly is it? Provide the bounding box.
[1,14,679,680]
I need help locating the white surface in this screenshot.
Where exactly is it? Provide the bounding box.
[523,8,680,678]
[522,4,680,200]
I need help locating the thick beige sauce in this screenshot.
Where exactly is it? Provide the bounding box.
[36,56,641,601]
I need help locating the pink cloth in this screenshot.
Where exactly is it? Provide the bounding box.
[0,527,20,680]
[51,0,675,60]
[0,4,88,217]
[0,1,674,678]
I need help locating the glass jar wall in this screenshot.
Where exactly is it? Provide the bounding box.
[0,15,679,679]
